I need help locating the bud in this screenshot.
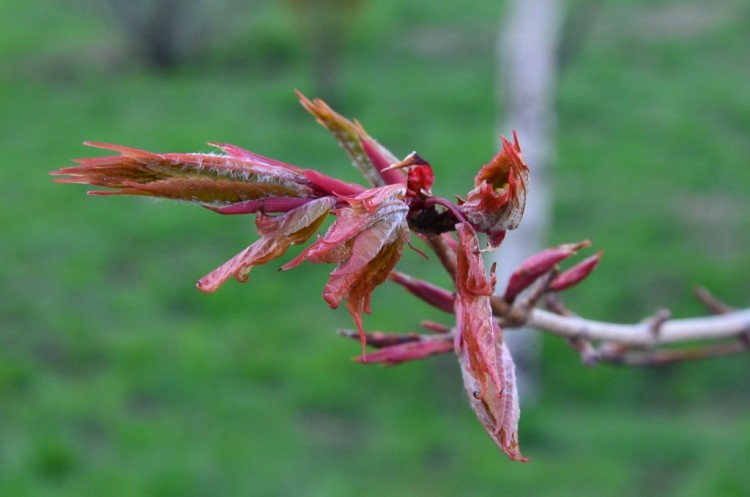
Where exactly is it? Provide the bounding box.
[338,329,422,348]
[354,338,454,365]
[548,250,603,292]
[384,152,435,198]
[503,241,591,302]
[52,142,318,206]
[389,271,454,313]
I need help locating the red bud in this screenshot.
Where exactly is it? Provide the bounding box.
[338,329,422,348]
[389,271,454,313]
[548,250,603,292]
[354,338,453,365]
[503,241,590,302]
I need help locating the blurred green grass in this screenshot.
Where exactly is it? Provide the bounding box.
[1,0,749,495]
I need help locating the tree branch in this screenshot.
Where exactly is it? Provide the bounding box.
[507,306,750,347]
[424,233,458,282]
[388,264,749,363]
[595,338,750,366]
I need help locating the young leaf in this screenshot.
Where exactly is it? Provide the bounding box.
[454,223,527,461]
[459,335,526,462]
[51,142,318,206]
[459,133,529,247]
[197,196,336,293]
[296,91,406,187]
[282,185,410,352]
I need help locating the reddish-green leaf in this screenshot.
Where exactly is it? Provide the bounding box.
[52,142,318,206]
[197,196,336,293]
[283,185,410,353]
[460,335,526,462]
[297,91,406,187]
[455,223,527,461]
[459,133,529,247]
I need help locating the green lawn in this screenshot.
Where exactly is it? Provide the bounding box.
[1,0,749,495]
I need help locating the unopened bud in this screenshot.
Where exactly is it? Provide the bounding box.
[354,338,453,365]
[503,241,591,302]
[548,250,603,292]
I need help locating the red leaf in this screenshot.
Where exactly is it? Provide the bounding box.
[296,91,406,187]
[454,223,501,395]
[196,197,336,293]
[208,142,304,172]
[455,223,527,461]
[282,185,410,353]
[52,142,319,206]
[460,336,527,462]
[303,169,366,197]
[459,133,530,247]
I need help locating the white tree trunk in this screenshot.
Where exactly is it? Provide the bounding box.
[494,0,563,401]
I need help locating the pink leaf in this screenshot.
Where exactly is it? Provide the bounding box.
[52,142,320,205]
[304,169,366,197]
[296,91,406,186]
[459,133,530,247]
[454,223,527,461]
[196,197,336,293]
[282,185,410,353]
[459,336,527,462]
[208,142,304,172]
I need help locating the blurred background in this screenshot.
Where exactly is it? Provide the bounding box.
[2,0,750,495]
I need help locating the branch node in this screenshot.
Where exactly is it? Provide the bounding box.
[524,270,558,308]
[567,334,600,367]
[643,308,671,340]
[506,270,559,326]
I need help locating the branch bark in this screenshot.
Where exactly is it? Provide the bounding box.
[507,305,750,347]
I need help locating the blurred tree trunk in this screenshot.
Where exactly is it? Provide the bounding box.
[98,0,255,71]
[285,0,365,106]
[104,0,201,70]
[493,0,563,401]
